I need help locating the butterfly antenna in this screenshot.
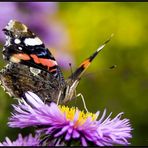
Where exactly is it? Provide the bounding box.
[69,63,74,79]
[69,33,114,80]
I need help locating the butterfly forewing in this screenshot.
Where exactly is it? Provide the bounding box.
[1,20,66,102]
[2,20,64,81]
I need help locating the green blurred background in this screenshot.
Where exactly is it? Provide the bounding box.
[0,2,148,146]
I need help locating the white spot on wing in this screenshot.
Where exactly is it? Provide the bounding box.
[18,47,22,50]
[4,36,11,46]
[14,39,21,44]
[5,20,15,30]
[24,37,43,46]
[30,67,41,76]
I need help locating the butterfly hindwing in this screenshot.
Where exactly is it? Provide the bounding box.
[0,62,64,102]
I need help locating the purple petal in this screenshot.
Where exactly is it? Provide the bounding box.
[72,130,80,138]
[0,133,39,146]
[81,137,87,147]
[54,125,70,137]
[65,132,71,141]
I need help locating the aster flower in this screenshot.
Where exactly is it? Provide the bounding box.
[8,91,132,146]
[0,133,39,146]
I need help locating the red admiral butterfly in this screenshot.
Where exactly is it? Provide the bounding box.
[0,20,112,104]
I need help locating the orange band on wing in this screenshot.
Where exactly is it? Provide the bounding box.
[13,53,31,60]
[80,59,91,69]
[30,54,40,64]
[30,54,57,70]
[49,68,57,72]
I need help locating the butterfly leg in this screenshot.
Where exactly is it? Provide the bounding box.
[56,90,62,105]
[76,93,88,113]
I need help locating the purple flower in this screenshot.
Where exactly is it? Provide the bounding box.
[8,91,132,146]
[0,133,39,146]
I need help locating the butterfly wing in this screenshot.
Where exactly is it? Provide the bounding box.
[2,20,65,82]
[1,20,66,102]
[69,35,113,81]
[63,36,113,103]
[0,62,62,102]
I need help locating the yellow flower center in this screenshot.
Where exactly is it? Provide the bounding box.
[58,105,97,127]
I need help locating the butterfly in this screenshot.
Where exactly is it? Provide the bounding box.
[0,20,112,104]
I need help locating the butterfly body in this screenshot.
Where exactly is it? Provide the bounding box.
[0,20,111,104]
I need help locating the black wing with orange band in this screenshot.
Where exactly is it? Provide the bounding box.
[2,20,64,82]
[69,34,113,81]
